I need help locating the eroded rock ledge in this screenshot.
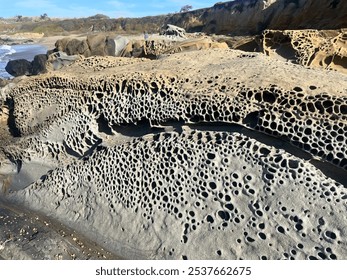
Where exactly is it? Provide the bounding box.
[263,29,347,74]
[0,49,346,259]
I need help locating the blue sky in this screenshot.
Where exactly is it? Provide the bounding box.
[0,0,221,18]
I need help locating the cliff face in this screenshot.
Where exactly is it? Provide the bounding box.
[167,0,347,35]
[4,0,347,36]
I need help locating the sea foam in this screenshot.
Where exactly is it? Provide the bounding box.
[0,45,16,60]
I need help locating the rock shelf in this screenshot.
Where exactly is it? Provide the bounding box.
[0,48,346,259]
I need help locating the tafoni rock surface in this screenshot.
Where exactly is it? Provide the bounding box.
[262,29,347,74]
[0,48,346,260]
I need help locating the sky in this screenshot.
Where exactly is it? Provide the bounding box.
[0,0,222,19]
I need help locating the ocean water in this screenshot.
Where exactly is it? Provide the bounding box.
[0,44,47,79]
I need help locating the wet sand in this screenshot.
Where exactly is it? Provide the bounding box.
[0,200,123,260]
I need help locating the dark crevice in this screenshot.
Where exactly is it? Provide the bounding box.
[111,119,166,137]
[96,113,113,135]
[82,138,103,158]
[329,0,340,9]
[109,119,346,186]
[62,141,83,158]
[5,98,21,137]
[191,122,347,186]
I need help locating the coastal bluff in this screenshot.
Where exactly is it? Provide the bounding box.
[0,48,346,259]
[1,0,346,36]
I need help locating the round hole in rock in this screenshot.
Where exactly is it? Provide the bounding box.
[277,226,285,234]
[258,232,266,240]
[295,224,303,231]
[246,236,255,243]
[325,231,337,239]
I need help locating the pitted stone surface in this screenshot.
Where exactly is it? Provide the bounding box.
[0,48,346,259]
[9,130,347,260]
[4,49,346,170]
[263,29,347,74]
[121,37,228,58]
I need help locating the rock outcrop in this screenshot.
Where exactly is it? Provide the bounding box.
[212,28,347,74]
[262,29,347,74]
[1,48,346,259]
[0,78,9,88]
[55,34,116,57]
[2,1,346,36]
[5,54,48,77]
[121,37,228,58]
[168,0,347,35]
[46,51,81,71]
[53,36,228,60]
[160,24,186,38]
[30,54,48,75]
[5,59,32,77]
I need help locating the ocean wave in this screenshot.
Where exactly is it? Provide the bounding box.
[0,45,17,61]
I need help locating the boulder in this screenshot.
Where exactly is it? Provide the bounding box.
[55,35,116,57]
[114,36,129,56]
[47,51,81,71]
[160,24,186,38]
[5,59,31,77]
[65,39,89,56]
[5,55,48,77]
[31,54,48,75]
[55,37,71,52]
[87,34,115,56]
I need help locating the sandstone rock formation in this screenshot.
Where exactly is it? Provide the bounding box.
[160,24,186,38]
[0,48,346,259]
[55,34,116,57]
[262,29,347,74]
[52,35,228,61]
[46,51,81,71]
[168,0,347,35]
[212,29,347,74]
[2,1,345,37]
[121,37,228,58]
[0,78,9,88]
[114,36,129,57]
